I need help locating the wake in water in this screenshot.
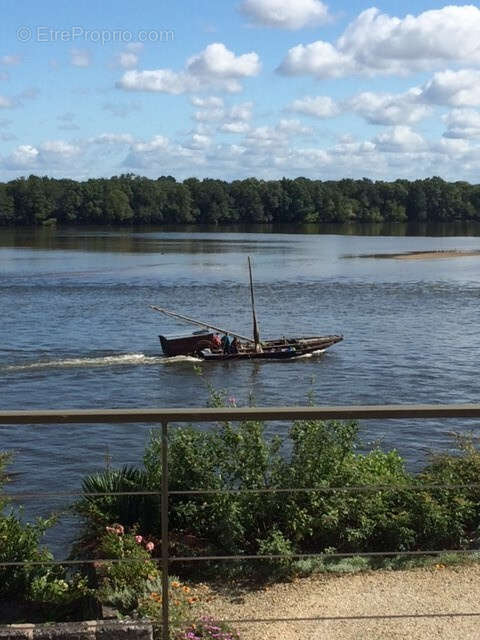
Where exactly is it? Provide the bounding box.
[3,353,201,372]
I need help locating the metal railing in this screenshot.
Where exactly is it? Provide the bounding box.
[1,404,480,639]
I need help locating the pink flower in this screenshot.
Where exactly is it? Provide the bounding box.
[146,541,154,552]
[135,535,143,544]
[228,396,236,406]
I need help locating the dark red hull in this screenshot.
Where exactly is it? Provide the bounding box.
[159,331,214,356]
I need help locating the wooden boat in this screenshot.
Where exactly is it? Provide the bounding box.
[199,335,343,361]
[152,257,343,361]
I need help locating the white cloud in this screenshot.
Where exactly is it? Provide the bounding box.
[276,118,312,134]
[40,140,82,163]
[289,86,435,126]
[421,69,480,107]
[91,133,135,145]
[290,95,340,118]
[116,43,143,69]
[131,135,170,153]
[187,43,260,78]
[0,95,14,108]
[118,52,139,70]
[191,99,253,132]
[117,69,199,94]
[2,139,83,170]
[278,5,480,78]
[434,137,471,155]
[220,121,251,133]
[0,55,21,65]
[374,126,426,152]
[244,118,312,151]
[194,107,225,122]
[4,144,39,169]
[71,49,92,68]
[443,108,480,138]
[187,133,212,149]
[331,138,376,156]
[194,109,225,122]
[228,101,253,121]
[123,134,205,170]
[346,89,431,125]
[191,96,225,121]
[240,0,329,29]
[6,125,480,182]
[117,43,260,94]
[0,88,39,110]
[191,96,224,108]
[279,40,353,78]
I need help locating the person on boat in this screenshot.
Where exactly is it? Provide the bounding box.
[221,333,231,354]
[231,336,239,353]
[212,333,222,351]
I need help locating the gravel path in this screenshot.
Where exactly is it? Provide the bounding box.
[202,565,480,639]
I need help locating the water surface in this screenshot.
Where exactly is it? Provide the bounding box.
[1,224,480,551]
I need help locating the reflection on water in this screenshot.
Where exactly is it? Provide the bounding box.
[2,221,480,254]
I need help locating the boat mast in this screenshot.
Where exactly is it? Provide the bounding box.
[248,256,261,350]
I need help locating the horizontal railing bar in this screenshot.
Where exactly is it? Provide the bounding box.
[170,483,480,495]
[170,549,480,562]
[2,490,162,499]
[4,483,480,501]
[2,404,480,424]
[221,612,480,624]
[0,557,163,567]
[2,549,478,568]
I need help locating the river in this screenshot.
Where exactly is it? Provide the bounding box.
[1,224,480,552]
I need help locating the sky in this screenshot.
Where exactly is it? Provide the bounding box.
[1,0,480,182]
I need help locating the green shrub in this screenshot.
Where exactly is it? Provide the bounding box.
[0,453,93,621]
[95,526,196,638]
[73,465,154,555]
[74,413,480,580]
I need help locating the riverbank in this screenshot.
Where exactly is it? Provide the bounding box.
[396,250,480,260]
[202,564,480,639]
[355,249,480,259]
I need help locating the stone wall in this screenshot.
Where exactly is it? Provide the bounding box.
[0,620,153,639]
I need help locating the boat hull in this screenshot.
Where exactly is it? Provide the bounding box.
[200,335,343,361]
[159,331,214,357]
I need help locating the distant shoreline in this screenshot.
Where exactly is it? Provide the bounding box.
[395,250,480,260]
[353,250,480,260]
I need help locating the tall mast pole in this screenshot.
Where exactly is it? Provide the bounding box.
[248,256,261,350]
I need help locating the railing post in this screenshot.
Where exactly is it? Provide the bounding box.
[161,420,169,640]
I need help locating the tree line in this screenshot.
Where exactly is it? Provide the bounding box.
[1,174,480,226]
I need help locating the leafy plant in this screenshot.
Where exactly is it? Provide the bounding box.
[95,525,197,638]
[0,453,93,621]
[73,396,480,581]
[73,465,154,555]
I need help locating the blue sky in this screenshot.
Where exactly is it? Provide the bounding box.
[1,0,480,182]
